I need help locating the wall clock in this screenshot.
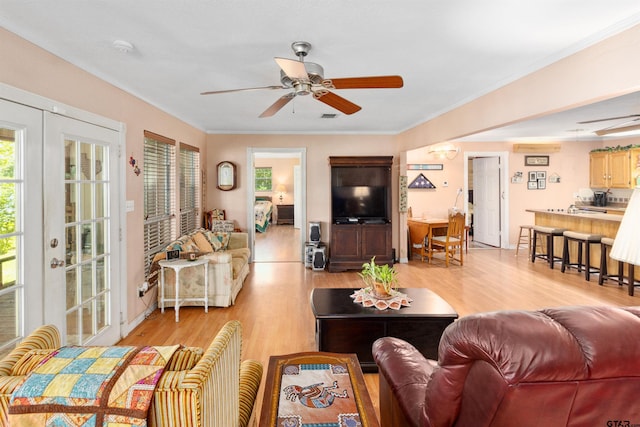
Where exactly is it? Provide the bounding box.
[216,161,236,191]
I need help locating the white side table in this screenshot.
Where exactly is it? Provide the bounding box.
[158,257,209,322]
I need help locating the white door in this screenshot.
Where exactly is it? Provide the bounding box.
[44,113,121,346]
[472,156,501,247]
[0,99,44,351]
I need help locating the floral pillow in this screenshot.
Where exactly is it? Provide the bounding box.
[205,231,231,252]
[165,236,199,253]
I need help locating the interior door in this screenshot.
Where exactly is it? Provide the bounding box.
[44,113,121,346]
[472,156,501,247]
[0,99,44,352]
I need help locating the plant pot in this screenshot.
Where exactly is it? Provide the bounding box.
[371,281,393,300]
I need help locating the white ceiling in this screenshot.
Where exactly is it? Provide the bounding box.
[3,1,640,138]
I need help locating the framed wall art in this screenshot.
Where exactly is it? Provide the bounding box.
[527,181,538,190]
[216,161,236,191]
[525,155,549,167]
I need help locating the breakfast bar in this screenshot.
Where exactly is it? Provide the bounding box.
[525,209,638,281]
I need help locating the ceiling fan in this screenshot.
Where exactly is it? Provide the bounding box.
[577,114,640,136]
[200,41,404,118]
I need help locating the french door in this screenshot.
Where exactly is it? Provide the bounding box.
[44,113,121,346]
[0,98,122,351]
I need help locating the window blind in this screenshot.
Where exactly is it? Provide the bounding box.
[179,144,200,236]
[143,132,175,273]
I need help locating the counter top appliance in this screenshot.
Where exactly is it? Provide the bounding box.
[593,191,608,207]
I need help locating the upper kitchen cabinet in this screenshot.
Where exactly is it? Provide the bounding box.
[589,148,639,188]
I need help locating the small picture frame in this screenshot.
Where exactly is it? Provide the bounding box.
[525,155,549,167]
[537,179,546,189]
[166,249,180,260]
[527,181,538,190]
[536,171,546,180]
[528,171,537,182]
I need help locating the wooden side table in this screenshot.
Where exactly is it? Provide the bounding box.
[158,258,208,322]
[276,204,294,225]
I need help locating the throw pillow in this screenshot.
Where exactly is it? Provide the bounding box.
[207,231,231,252]
[191,231,214,253]
[165,236,199,253]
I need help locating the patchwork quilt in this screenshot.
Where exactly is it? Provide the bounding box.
[8,344,179,427]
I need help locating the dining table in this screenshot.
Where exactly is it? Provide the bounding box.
[407,218,449,261]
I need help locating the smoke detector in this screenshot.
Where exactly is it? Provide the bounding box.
[112,40,134,54]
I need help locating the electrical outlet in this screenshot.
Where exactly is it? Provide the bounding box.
[137,281,148,298]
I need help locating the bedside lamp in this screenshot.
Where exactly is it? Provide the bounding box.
[609,187,640,290]
[275,184,287,204]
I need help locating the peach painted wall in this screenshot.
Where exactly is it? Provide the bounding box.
[254,157,299,205]
[205,133,400,243]
[407,140,605,247]
[0,28,207,325]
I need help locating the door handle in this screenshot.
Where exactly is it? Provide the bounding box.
[50,258,65,268]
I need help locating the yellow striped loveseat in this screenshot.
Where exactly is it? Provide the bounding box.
[0,321,263,427]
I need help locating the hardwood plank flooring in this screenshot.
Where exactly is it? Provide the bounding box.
[118,228,639,425]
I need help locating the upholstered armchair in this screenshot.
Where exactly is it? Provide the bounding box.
[373,306,640,427]
[0,324,61,426]
[148,320,262,427]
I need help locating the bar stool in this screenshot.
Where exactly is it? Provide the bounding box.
[599,237,624,286]
[560,230,602,281]
[599,237,640,295]
[515,225,533,257]
[531,226,566,269]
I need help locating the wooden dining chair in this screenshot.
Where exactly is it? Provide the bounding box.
[430,211,466,266]
[407,220,430,262]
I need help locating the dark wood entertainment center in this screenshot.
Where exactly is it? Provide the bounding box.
[328,156,393,272]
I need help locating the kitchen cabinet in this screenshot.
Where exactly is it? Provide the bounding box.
[589,149,634,188]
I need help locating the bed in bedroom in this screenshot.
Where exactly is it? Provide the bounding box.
[255,196,273,233]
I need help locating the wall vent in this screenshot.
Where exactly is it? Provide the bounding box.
[321,113,338,119]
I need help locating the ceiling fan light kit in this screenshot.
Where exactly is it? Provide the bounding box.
[201,41,403,117]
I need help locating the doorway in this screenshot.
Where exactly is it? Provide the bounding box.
[247,148,306,263]
[464,151,510,249]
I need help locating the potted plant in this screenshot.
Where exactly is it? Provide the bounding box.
[359,256,398,299]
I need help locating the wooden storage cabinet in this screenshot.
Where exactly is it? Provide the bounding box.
[589,149,635,188]
[328,224,392,271]
[276,204,294,225]
[328,156,393,272]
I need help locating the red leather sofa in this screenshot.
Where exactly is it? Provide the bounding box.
[373,306,640,427]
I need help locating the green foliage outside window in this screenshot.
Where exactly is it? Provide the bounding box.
[255,167,272,191]
[0,140,16,255]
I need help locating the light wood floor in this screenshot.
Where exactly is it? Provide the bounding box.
[118,227,639,424]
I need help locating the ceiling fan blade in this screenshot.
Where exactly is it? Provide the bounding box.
[259,93,296,118]
[315,91,361,115]
[577,114,640,124]
[200,85,285,95]
[325,75,404,89]
[274,57,308,80]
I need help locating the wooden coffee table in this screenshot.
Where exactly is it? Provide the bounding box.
[259,351,379,427]
[310,287,458,372]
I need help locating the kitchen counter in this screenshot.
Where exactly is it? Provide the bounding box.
[525,209,622,224]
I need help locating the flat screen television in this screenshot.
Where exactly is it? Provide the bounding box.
[332,185,387,221]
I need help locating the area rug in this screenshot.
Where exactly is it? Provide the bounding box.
[262,352,378,427]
